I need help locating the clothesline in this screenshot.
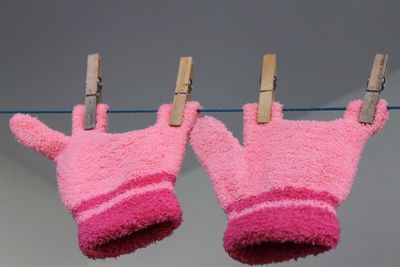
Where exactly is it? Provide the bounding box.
[0,106,400,114]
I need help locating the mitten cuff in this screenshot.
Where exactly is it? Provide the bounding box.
[223,187,340,265]
[71,172,182,259]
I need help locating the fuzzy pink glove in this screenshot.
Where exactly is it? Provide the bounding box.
[190,99,388,265]
[10,101,200,259]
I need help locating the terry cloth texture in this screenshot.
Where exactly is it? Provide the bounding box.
[10,101,200,259]
[190,99,389,265]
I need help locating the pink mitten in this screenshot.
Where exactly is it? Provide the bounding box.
[10,101,200,259]
[190,99,388,265]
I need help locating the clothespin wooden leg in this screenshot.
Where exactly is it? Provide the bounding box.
[359,54,388,124]
[169,57,194,126]
[84,53,102,130]
[257,54,277,124]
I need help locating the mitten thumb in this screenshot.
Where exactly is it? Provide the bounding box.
[10,114,69,160]
[190,116,247,208]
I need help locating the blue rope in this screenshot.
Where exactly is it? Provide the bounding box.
[0,106,399,114]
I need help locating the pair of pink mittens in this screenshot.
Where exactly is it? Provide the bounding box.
[10,98,389,263]
[190,99,389,264]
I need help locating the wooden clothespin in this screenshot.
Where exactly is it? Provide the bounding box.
[257,54,277,123]
[169,57,194,126]
[84,53,103,130]
[359,54,389,124]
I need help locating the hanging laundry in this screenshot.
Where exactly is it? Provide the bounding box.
[9,101,200,259]
[190,99,389,265]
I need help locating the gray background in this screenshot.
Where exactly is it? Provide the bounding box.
[0,1,399,266]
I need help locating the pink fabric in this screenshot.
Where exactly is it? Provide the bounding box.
[190,99,388,264]
[226,187,340,214]
[78,181,181,259]
[71,172,175,216]
[75,179,174,223]
[228,199,336,220]
[224,205,339,265]
[10,101,200,258]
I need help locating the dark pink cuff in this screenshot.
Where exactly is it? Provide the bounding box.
[74,173,182,259]
[224,188,340,265]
